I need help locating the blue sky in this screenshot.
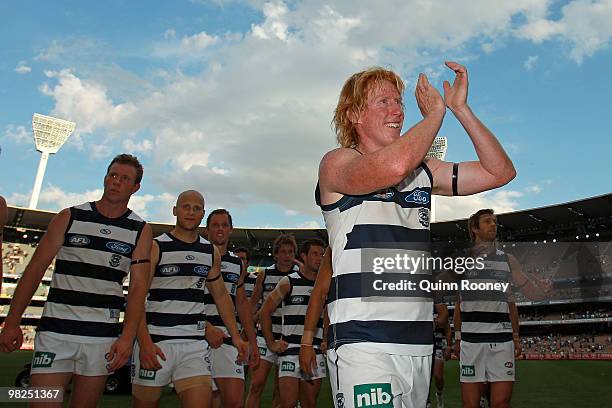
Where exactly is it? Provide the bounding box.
[0,0,611,228]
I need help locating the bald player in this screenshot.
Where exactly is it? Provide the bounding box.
[132,191,248,408]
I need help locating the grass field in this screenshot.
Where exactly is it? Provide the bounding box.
[1,351,611,407]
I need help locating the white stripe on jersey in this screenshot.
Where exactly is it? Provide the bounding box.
[148,276,202,290]
[56,246,131,270]
[43,302,117,323]
[460,301,509,313]
[52,273,122,296]
[328,297,432,325]
[68,219,139,244]
[158,250,213,266]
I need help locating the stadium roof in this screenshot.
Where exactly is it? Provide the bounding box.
[5,193,612,248]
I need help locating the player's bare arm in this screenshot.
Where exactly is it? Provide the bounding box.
[508,253,546,302]
[236,261,260,368]
[300,248,332,376]
[108,223,153,371]
[318,73,445,201]
[206,246,248,361]
[260,277,290,354]
[426,61,516,196]
[0,208,70,352]
[136,240,166,371]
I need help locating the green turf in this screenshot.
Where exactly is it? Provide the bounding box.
[2,351,611,407]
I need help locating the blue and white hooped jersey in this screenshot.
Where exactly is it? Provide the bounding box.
[460,249,512,343]
[39,202,145,343]
[146,233,214,343]
[316,164,434,356]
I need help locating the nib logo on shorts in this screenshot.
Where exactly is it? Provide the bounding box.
[32,352,56,368]
[461,365,476,377]
[258,347,267,356]
[139,368,157,380]
[353,383,393,407]
[281,361,296,372]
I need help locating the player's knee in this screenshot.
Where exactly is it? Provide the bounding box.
[175,375,211,394]
[132,383,162,402]
[221,392,244,408]
[280,396,298,408]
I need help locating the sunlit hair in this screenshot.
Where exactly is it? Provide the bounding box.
[273,233,297,256]
[333,67,405,148]
[468,209,495,241]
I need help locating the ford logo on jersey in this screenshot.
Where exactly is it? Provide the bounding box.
[69,235,90,246]
[225,273,240,283]
[405,188,430,205]
[160,265,180,275]
[194,265,210,276]
[106,241,132,255]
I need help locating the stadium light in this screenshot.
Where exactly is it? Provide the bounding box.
[28,113,76,209]
[426,137,448,223]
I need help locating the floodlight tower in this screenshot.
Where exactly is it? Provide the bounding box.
[425,136,448,223]
[28,113,76,209]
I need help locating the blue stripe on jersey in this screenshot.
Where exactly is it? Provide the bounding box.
[329,320,434,347]
[46,288,125,309]
[463,332,513,343]
[146,312,206,327]
[147,288,205,303]
[38,317,121,338]
[328,273,433,302]
[461,311,510,324]
[344,224,430,250]
[54,259,126,283]
[72,204,144,232]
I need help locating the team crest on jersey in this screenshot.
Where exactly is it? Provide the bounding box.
[69,235,90,246]
[418,208,430,227]
[197,321,206,331]
[336,393,345,408]
[404,188,430,205]
[194,265,210,276]
[100,228,112,235]
[160,264,180,275]
[109,309,120,319]
[106,241,132,255]
[185,255,196,261]
[109,254,122,267]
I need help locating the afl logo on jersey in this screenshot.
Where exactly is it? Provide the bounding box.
[69,235,90,246]
[186,255,196,261]
[106,241,132,255]
[194,265,211,276]
[405,188,430,205]
[160,265,180,275]
[100,228,112,235]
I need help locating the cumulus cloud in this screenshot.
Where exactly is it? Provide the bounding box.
[3,125,30,143]
[524,55,539,70]
[516,0,612,63]
[15,62,32,74]
[33,0,612,223]
[434,190,523,222]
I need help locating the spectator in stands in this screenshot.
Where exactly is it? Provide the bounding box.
[0,195,6,294]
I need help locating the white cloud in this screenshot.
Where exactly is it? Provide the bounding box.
[89,143,113,159]
[3,125,30,143]
[526,185,542,193]
[33,0,612,223]
[40,69,136,135]
[35,40,65,61]
[434,190,523,222]
[15,62,32,74]
[123,139,153,155]
[516,0,612,63]
[295,220,323,229]
[524,55,539,70]
[7,186,175,221]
